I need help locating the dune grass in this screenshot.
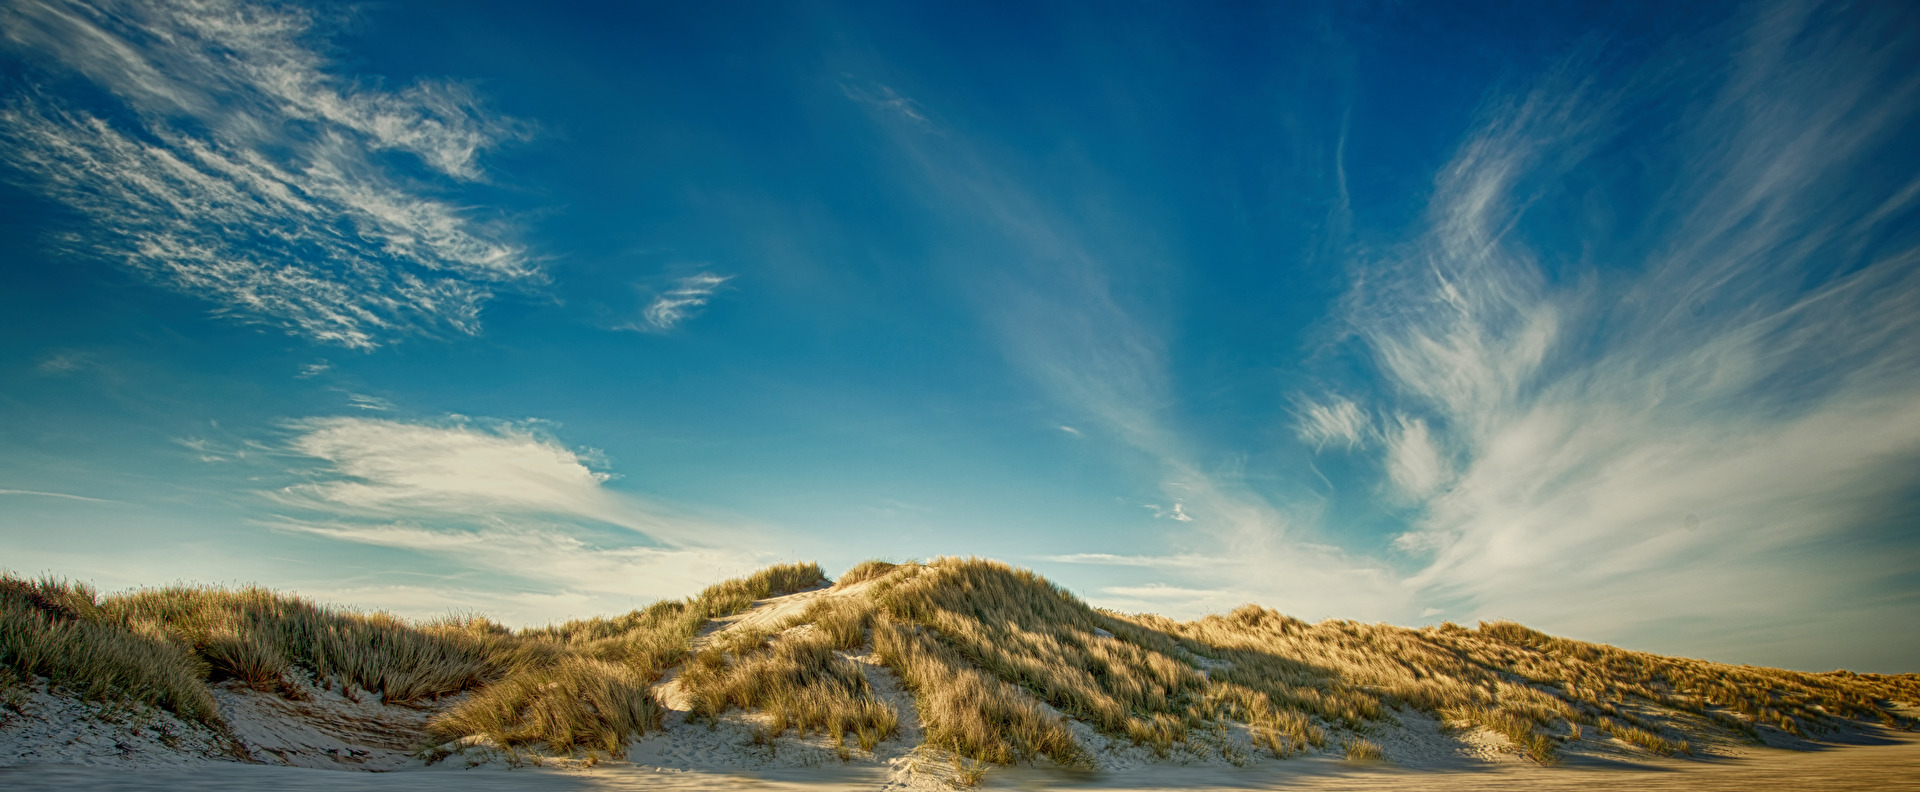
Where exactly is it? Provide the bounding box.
[1344,737,1384,762]
[680,623,900,755]
[102,584,503,704]
[832,558,1917,768]
[1,576,220,726]
[8,558,1918,772]
[425,561,826,758]
[1,573,506,729]
[1,563,826,759]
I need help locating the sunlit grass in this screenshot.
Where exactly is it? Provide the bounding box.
[6,558,1917,772]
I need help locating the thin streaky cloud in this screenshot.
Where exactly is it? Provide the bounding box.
[1293,395,1370,451]
[634,273,732,332]
[0,489,117,503]
[0,0,534,348]
[345,394,394,411]
[842,82,927,123]
[858,88,1415,623]
[268,519,768,625]
[1043,553,1220,569]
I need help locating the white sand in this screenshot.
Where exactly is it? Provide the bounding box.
[0,677,230,768]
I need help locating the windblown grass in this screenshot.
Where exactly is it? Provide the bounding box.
[1344,737,1384,762]
[681,624,899,755]
[103,585,502,703]
[10,558,1917,773]
[426,561,826,758]
[873,616,1085,765]
[835,558,1917,768]
[1,563,827,760]
[0,576,219,726]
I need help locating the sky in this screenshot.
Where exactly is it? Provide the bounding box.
[1,0,1917,673]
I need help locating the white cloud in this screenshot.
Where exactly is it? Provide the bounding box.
[274,416,736,546]
[344,394,392,411]
[1142,502,1194,522]
[276,530,761,626]
[0,0,534,348]
[842,82,927,123]
[35,351,89,374]
[1384,415,1447,500]
[270,519,752,607]
[261,415,771,624]
[634,273,731,332]
[1345,1,1920,665]
[1086,583,1261,618]
[1043,552,1218,569]
[0,489,115,503]
[1293,395,1370,451]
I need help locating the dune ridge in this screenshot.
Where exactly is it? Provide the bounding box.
[3,559,1916,788]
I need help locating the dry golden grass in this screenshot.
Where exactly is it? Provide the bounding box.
[873,616,1086,766]
[9,558,1918,773]
[426,561,826,758]
[680,625,899,754]
[0,576,220,726]
[838,558,1916,768]
[3,574,506,728]
[103,585,501,703]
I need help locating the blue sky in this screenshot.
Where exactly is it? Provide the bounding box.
[2,0,1917,672]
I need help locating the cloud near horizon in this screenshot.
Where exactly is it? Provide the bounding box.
[0,0,535,348]
[266,416,769,618]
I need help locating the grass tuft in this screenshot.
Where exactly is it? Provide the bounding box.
[428,562,826,758]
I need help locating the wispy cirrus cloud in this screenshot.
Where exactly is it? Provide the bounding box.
[0,0,535,348]
[1293,395,1370,451]
[631,272,731,332]
[842,82,927,124]
[0,488,116,503]
[853,73,1415,624]
[1327,1,1920,666]
[1043,552,1218,569]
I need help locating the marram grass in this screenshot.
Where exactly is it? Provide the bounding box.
[5,558,1917,770]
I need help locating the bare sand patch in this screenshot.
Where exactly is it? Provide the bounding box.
[0,731,1914,791]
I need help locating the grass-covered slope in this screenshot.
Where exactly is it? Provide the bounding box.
[847,558,1919,765]
[5,558,1916,770]
[0,563,824,756]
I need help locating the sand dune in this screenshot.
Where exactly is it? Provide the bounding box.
[4,561,1916,790]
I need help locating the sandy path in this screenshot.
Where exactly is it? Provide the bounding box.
[5,732,1917,790]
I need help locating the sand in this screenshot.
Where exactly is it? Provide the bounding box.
[3,733,1916,790]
